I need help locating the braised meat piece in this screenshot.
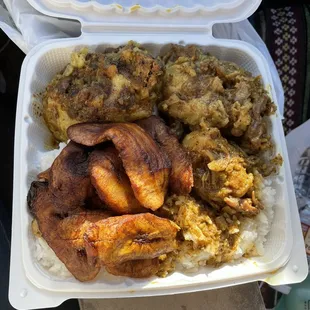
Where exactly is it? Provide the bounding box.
[183,128,260,215]
[159,45,276,154]
[43,42,163,141]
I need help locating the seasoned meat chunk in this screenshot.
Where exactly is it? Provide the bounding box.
[43,42,163,141]
[183,128,261,215]
[159,45,276,154]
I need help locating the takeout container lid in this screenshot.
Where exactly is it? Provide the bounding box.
[26,0,262,33]
[9,1,309,309]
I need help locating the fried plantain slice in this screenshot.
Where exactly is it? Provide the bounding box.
[85,186,109,210]
[49,141,91,212]
[28,182,177,280]
[37,168,50,181]
[105,258,160,278]
[89,147,146,214]
[84,213,179,266]
[136,116,193,195]
[27,181,110,282]
[68,123,171,211]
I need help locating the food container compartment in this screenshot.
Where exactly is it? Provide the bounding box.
[9,1,308,309]
[11,32,304,296]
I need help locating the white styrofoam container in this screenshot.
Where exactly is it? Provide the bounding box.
[9,1,308,309]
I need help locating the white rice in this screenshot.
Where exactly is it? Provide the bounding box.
[233,218,258,260]
[39,142,66,172]
[254,178,276,255]
[177,248,213,271]
[34,236,71,278]
[234,177,275,259]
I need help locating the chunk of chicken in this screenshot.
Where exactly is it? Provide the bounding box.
[43,42,163,142]
[182,128,260,215]
[159,44,276,154]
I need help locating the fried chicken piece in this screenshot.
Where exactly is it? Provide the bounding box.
[68,123,171,211]
[84,213,179,266]
[89,147,146,214]
[27,181,110,282]
[105,258,160,278]
[49,141,91,212]
[183,128,260,215]
[159,45,276,154]
[136,116,193,195]
[43,42,163,141]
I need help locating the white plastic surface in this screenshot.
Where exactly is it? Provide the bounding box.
[26,0,261,31]
[9,32,308,310]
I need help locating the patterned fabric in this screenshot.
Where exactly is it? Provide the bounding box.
[253,5,310,134]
